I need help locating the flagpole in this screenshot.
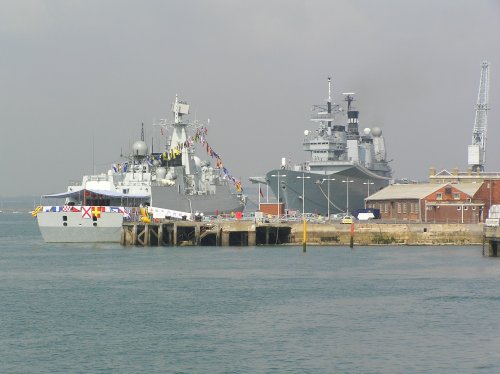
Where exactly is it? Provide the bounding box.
[258,183,261,206]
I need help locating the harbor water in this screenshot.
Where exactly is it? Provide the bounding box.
[1,213,500,373]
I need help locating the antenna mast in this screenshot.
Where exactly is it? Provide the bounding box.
[468,61,490,172]
[327,77,332,128]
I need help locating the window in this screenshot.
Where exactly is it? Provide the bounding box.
[436,193,443,200]
[415,203,419,214]
[445,187,452,195]
[403,203,407,213]
[464,206,468,211]
[457,206,462,210]
[454,193,460,200]
[410,203,414,213]
[385,203,388,213]
[397,202,401,213]
[472,206,476,211]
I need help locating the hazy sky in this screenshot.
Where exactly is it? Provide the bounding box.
[1,0,499,197]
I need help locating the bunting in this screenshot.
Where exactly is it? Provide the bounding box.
[163,125,243,192]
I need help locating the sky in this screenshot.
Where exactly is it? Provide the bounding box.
[1,0,500,197]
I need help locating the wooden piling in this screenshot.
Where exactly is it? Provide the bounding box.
[248,230,256,246]
[132,224,138,246]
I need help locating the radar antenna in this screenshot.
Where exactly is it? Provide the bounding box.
[342,93,356,111]
[468,61,490,172]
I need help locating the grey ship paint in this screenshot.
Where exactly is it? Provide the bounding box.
[37,96,246,242]
[254,78,392,217]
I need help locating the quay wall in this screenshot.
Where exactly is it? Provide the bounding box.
[294,223,483,246]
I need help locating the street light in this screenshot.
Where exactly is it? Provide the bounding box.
[270,172,287,219]
[363,180,374,196]
[297,173,311,252]
[322,177,336,218]
[363,179,374,208]
[342,179,354,215]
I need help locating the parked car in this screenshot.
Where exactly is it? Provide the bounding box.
[329,213,344,221]
[341,215,354,224]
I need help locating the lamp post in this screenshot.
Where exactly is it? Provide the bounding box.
[297,173,311,252]
[363,180,374,196]
[363,180,374,208]
[270,172,286,220]
[342,179,354,215]
[322,177,336,218]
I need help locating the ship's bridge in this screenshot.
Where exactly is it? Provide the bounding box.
[303,137,346,161]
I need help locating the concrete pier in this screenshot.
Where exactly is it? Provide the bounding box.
[483,226,500,256]
[121,220,483,247]
[122,221,292,247]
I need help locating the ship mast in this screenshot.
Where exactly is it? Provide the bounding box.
[327,76,332,129]
[170,95,195,176]
[343,92,358,139]
[468,61,490,172]
[344,94,355,112]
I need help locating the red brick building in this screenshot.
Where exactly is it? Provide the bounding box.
[365,183,484,223]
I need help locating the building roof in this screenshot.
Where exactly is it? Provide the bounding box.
[43,188,149,199]
[453,183,483,196]
[366,182,483,201]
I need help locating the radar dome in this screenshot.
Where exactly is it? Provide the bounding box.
[363,128,371,135]
[371,127,382,137]
[132,141,148,157]
[156,167,167,180]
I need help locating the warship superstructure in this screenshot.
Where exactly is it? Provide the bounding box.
[36,95,245,242]
[254,78,392,216]
[149,95,245,215]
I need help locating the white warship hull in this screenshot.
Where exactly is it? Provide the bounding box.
[266,164,391,216]
[37,210,125,243]
[36,95,246,243]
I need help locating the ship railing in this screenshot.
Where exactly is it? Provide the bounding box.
[117,181,150,187]
[123,212,484,225]
[87,175,109,182]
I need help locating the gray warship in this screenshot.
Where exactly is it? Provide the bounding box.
[149,95,246,215]
[252,78,392,217]
[36,95,245,242]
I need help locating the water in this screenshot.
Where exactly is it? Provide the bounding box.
[1,214,500,373]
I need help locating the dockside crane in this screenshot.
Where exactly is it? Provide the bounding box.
[468,61,490,172]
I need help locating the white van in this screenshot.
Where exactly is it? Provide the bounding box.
[357,212,375,221]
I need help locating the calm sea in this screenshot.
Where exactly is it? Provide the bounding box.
[1,213,500,373]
